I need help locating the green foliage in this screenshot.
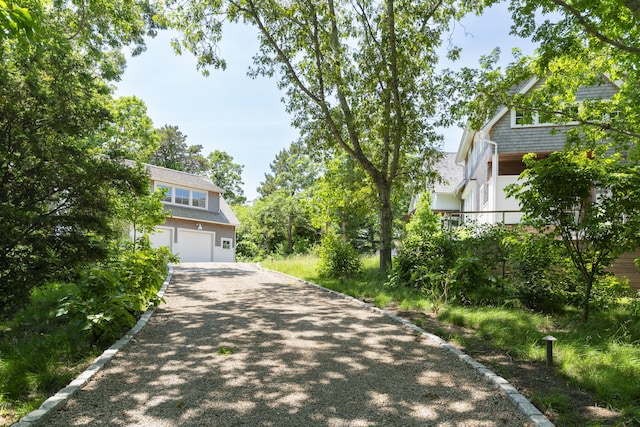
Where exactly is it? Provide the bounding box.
[0,245,172,423]
[216,345,238,356]
[57,245,175,343]
[0,0,36,42]
[207,150,246,205]
[101,96,159,162]
[389,223,632,314]
[150,125,209,174]
[310,154,379,253]
[507,146,640,321]
[0,0,156,319]
[233,143,321,258]
[161,0,487,273]
[405,192,440,237]
[388,229,461,293]
[317,233,362,279]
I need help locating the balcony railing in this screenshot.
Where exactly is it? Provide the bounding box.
[439,210,524,228]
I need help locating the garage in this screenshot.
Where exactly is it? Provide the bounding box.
[177,230,214,262]
[149,227,172,251]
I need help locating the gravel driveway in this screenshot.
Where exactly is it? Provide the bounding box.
[45,263,536,427]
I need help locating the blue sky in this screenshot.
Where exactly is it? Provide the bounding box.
[115,3,534,201]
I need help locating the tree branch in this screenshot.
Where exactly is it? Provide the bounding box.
[551,0,640,55]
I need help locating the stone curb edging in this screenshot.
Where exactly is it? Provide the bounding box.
[260,265,554,427]
[11,266,174,427]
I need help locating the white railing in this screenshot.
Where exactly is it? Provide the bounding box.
[440,210,524,228]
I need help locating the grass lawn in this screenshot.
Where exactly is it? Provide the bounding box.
[262,254,640,426]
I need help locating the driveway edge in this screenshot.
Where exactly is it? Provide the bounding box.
[260,266,554,427]
[11,266,174,427]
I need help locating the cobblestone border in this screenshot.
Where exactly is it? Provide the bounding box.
[262,266,554,427]
[11,266,174,427]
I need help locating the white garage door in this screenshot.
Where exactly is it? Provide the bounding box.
[178,230,214,262]
[149,227,172,250]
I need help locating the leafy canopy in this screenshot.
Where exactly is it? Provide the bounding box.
[160,0,486,271]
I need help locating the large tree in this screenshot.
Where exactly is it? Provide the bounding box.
[101,96,159,162]
[208,150,246,205]
[310,154,379,252]
[257,143,319,255]
[150,125,209,174]
[0,0,156,318]
[160,0,477,272]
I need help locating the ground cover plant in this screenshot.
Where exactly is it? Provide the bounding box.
[262,255,640,426]
[0,245,173,426]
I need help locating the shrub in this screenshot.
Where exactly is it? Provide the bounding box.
[317,233,362,278]
[389,229,462,291]
[58,244,174,343]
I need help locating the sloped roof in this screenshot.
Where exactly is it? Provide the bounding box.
[164,197,240,226]
[140,162,225,194]
[434,152,463,193]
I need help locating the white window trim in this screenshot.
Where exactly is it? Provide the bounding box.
[155,182,209,210]
[221,238,232,250]
[511,105,581,128]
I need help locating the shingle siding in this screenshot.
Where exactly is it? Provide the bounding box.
[208,192,220,213]
[491,81,618,154]
[492,114,568,154]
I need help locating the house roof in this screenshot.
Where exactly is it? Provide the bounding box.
[141,162,225,194]
[456,76,540,164]
[434,152,463,193]
[165,196,240,226]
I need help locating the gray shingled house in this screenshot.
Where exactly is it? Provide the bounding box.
[142,163,239,262]
[455,74,621,225]
[450,74,640,289]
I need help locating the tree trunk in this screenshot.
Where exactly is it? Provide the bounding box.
[341,218,347,243]
[378,183,393,275]
[287,213,294,254]
[583,275,594,322]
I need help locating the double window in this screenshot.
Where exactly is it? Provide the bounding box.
[511,99,620,128]
[512,104,580,127]
[156,183,208,209]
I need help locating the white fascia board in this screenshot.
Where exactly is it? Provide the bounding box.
[480,76,540,133]
[456,126,475,164]
[168,215,237,227]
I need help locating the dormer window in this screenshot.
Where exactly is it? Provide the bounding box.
[175,188,190,205]
[192,191,206,207]
[158,185,172,203]
[155,183,208,209]
[512,103,581,128]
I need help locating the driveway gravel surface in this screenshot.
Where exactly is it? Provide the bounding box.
[44,263,538,426]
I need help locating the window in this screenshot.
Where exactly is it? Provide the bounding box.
[512,103,579,127]
[175,188,190,205]
[155,183,208,209]
[158,185,172,203]
[514,109,534,125]
[222,239,231,250]
[192,191,206,207]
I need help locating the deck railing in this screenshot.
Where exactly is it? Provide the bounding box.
[439,210,524,228]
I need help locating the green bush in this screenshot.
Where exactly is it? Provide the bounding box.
[388,229,461,291]
[58,245,174,343]
[317,233,362,278]
[503,230,576,312]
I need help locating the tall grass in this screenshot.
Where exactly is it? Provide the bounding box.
[263,254,640,424]
[262,254,429,310]
[0,283,101,425]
